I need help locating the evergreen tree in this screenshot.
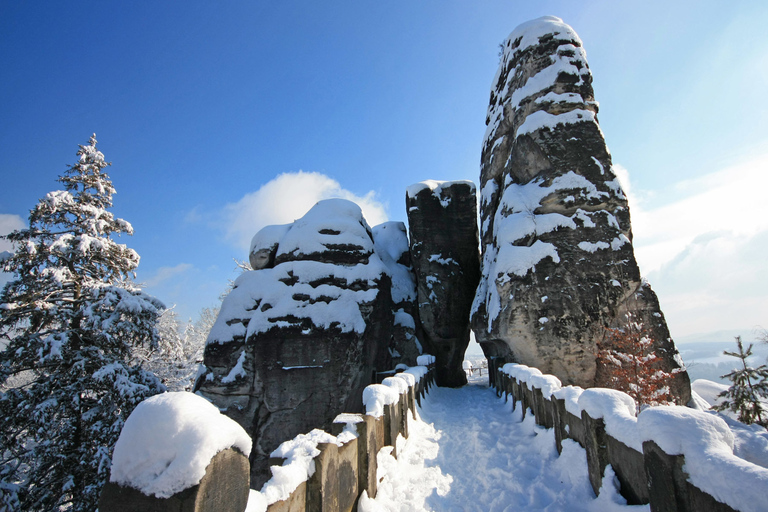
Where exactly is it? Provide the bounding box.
[714,336,768,427]
[134,306,207,391]
[0,135,165,511]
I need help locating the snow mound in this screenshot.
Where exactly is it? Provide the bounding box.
[637,406,768,512]
[406,179,476,199]
[260,429,338,505]
[110,392,252,498]
[404,365,429,382]
[372,221,416,304]
[552,385,584,416]
[382,376,409,395]
[691,378,728,408]
[578,388,641,451]
[207,199,391,348]
[393,371,416,387]
[417,354,435,366]
[363,384,401,418]
[275,199,375,259]
[504,16,581,56]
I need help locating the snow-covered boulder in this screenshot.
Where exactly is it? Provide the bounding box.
[100,392,251,511]
[471,16,690,403]
[372,221,422,367]
[406,180,480,387]
[196,199,399,487]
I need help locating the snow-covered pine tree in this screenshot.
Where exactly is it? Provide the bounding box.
[0,135,165,511]
[133,306,206,391]
[714,336,768,427]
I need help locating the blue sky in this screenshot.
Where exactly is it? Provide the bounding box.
[2,1,767,340]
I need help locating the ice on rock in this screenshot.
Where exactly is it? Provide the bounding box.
[207,200,391,345]
[372,221,416,304]
[393,309,415,329]
[109,392,251,499]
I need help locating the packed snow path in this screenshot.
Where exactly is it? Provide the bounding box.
[360,375,648,511]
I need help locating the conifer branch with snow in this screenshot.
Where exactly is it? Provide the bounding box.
[714,336,768,428]
[0,135,166,511]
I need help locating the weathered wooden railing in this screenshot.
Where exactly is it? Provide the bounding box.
[493,360,768,512]
[100,357,436,512]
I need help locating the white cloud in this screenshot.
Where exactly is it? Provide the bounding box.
[629,154,768,275]
[142,263,194,288]
[622,153,768,337]
[0,214,25,254]
[222,171,388,251]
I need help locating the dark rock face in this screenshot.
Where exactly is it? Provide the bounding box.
[406,180,481,387]
[472,16,690,403]
[196,199,395,487]
[371,221,422,368]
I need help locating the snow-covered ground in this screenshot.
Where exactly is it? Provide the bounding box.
[359,374,647,511]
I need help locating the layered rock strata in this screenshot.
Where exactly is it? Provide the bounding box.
[196,199,410,486]
[372,221,422,368]
[471,16,690,403]
[406,180,481,387]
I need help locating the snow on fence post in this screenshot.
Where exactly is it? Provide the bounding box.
[607,435,648,505]
[305,441,344,512]
[532,387,554,428]
[502,364,768,512]
[580,410,610,497]
[552,397,568,454]
[332,414,373,506]
[489,357,499,391]
[99,392,252,512]
[642,440,737,512]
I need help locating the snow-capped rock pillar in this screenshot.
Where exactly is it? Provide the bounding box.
[472,16,690,403]
[406,181,480,387]
[196,199,395,488]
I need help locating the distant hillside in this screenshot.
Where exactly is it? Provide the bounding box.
[676,329,768,384]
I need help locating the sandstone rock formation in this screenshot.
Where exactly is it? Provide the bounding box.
[196,199,407,486]
[371,221,422,368]
[407,180,480,387]
[471,16,690,403]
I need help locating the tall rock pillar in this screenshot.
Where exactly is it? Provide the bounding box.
[471,16,690,403]
[407,180,480,387]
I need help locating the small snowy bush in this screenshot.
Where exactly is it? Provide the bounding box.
[714,336,768,427]
[595,326,675,414]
